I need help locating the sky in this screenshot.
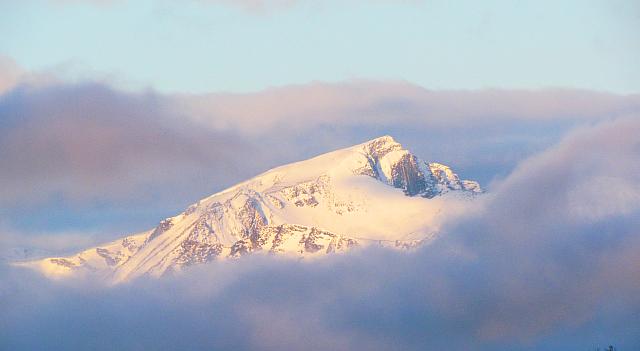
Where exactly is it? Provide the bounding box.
[1,0,639,93]
[1,1,640,350]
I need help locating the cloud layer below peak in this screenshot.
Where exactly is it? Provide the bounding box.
[2,116,640,350]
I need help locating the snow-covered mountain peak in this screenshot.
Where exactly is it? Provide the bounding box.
[357,134,403,155]
[24,135,483,283]
[365,134,398,144]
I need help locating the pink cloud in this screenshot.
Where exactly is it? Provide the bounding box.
[175,80,640,134]
[0,56,23,96]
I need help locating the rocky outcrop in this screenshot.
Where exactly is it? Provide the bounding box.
[356,136,482,198]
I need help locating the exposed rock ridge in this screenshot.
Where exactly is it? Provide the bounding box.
[356,136,482,197]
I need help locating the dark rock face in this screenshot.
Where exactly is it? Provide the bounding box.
[146,218,174,243]
[356,136,481,198]
[357,136,434,196]
[297,227,358,254]
[95,248,118,266]
[229,240,252,257]
[279,176,329,208]
[268,224,308,254]
[389,153,429,196]
[225,224,359,258]
[174,240,223,266]
[188,212,217,243]
[300,228,325,253]
[121,237,142,253]
[419,170,443,199]
[358,150,436,197]
[237,196,269,244]
[49,258,76,269]
[363,135,404,160]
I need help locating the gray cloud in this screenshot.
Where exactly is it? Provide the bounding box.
[435,116,640,342]
[2,116,639,350]
[0,82,268,207]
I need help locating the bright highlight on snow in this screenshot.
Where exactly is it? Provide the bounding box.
[26,136,482,283]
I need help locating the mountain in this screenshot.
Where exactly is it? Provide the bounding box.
[24,136,482,283]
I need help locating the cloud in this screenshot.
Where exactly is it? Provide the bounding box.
[0,56,23,95]
[436,116,640,341]
[1,73,639,238]
[0,82,268,209]
[2,116,640,350]
[178,81,640,133]
[0,55,58,95]
[0,220,113,261]
[0,60,271,215]
[173,80,640,183]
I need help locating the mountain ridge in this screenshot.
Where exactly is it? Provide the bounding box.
[23,135,482,283]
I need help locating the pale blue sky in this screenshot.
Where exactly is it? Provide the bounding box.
[1,0,638,93]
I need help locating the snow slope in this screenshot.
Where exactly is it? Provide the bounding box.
[25,136,482,283]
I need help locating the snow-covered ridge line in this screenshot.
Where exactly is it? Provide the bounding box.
[24,135,482,283]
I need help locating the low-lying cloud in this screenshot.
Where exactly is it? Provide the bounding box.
[1,65,640,246]
[0,83,261,206]
[178,81,640,133]
[2,116,639,350]
[3,78,639,209]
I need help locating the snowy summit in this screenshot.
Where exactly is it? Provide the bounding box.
[26,136,482,283]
